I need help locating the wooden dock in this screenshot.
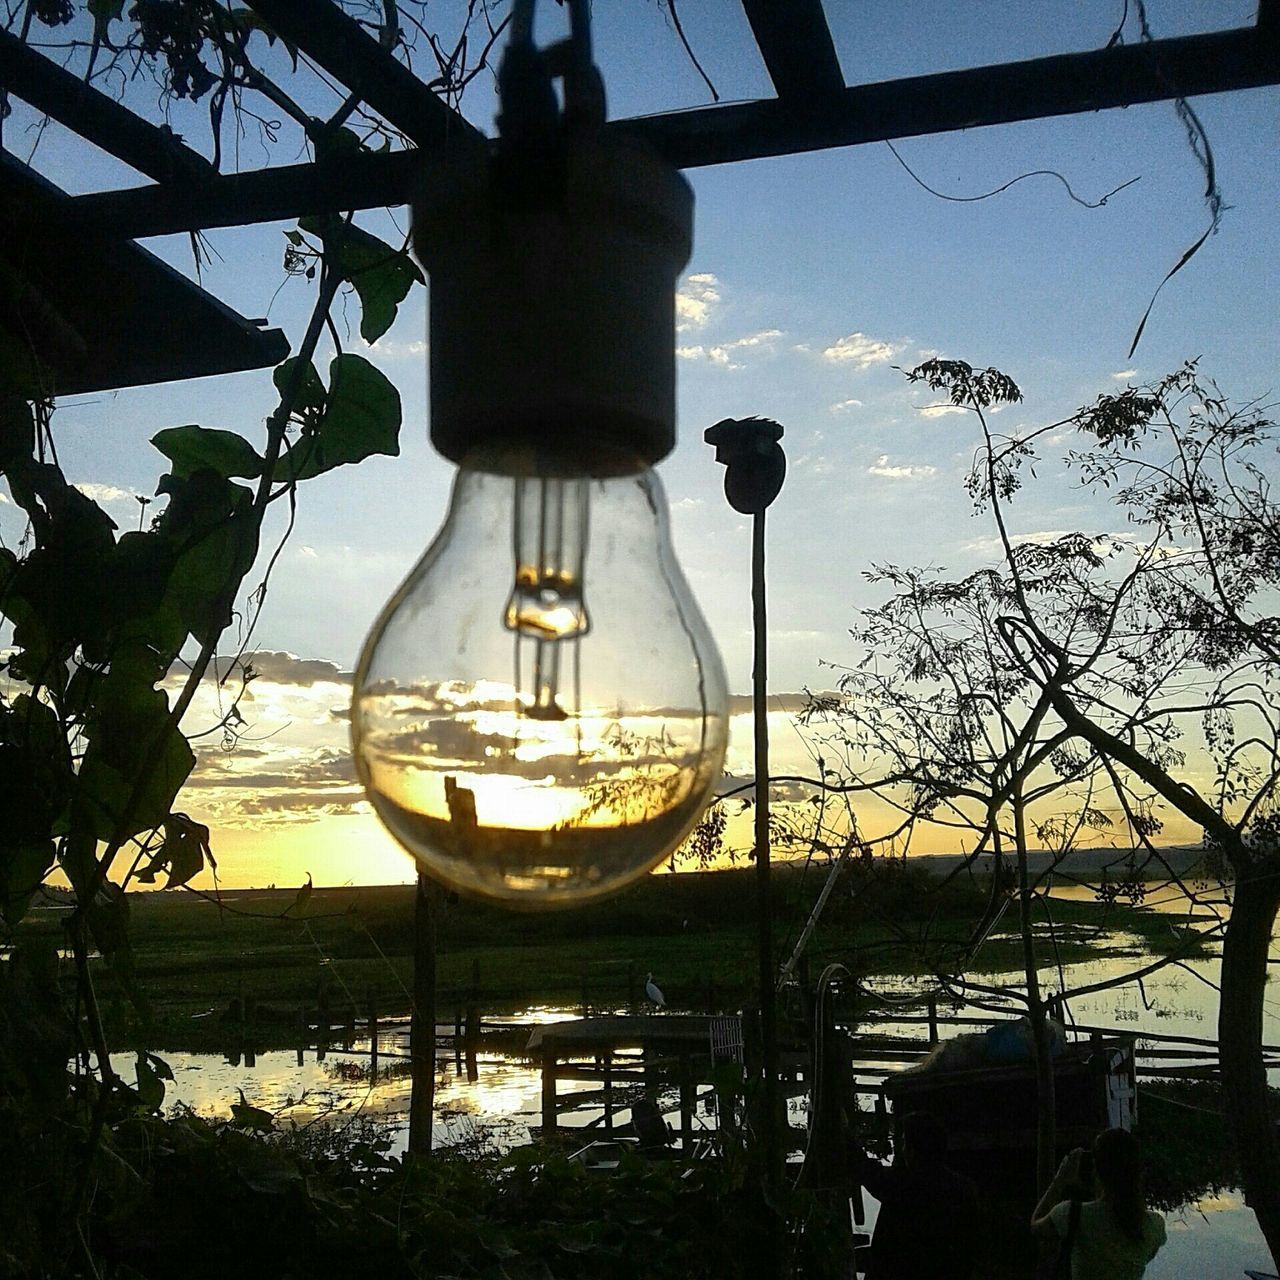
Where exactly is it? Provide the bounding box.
[528,1013,835,1146]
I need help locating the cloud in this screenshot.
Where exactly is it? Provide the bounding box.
[829,399,863,413]
[189,748,357,792]
[917,403,969,418]
[236,789,367,818]
[867,454,938,480]
[679,329,783,371]
[793,453,835,477]
[361,338,427,358]
[716,776,820,803]
[676,273,721,331]
[725,692,832,715]
[957,530,1123,558]
[821,333,902,368]
[1111,369,1138,381]
[185,744,366,825]
[73,482,135,504]
[197,651,352,687]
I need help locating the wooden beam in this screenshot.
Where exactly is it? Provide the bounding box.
[59,145,425,240]
[243,0,484,153]
[1,154,287,395]
[61,19,1280,239]
[0,27,212,183]
[741,0,844,102]
[625,18,1280,170]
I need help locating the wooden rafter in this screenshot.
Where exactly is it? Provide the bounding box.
[0,26,212,183]
[741,0,844,103]
[0,154,287,394]
[57,16,1280,241]
[622,16,1280,169]
[242,0,484,152]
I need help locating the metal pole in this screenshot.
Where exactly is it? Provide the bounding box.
[752,505,780,1191]
[704,415,787,1212]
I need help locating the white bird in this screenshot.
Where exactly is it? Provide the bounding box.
[644,973,666,1008]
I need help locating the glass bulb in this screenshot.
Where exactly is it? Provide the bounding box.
[351,444,729,907]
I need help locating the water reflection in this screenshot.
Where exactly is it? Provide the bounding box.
[102,878,1278,1273]
[1150,1190,1276,1279]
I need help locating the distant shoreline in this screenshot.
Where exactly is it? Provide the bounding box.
[27,845,1217,902]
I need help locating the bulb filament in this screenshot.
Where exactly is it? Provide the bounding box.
[505,475,590,720]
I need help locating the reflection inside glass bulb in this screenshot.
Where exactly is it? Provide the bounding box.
[351,448,729,907]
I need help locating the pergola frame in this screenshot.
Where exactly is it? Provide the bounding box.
[3,0,1277,243]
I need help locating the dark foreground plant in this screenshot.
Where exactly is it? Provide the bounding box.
[0,1075,845,1280]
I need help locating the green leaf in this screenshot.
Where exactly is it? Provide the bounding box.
[312,127,363,160]
[135,813,214,888]
[272,357,326,414]
[0,699,69,898]
[1,464,119,680]
[300,216,423,343]
[0,393,34,468]
[225,7,298,67]
[0,840,56,925]
[78,673,195,842]
[152,472,259,645]
[275,354,401,483]
[152,426,264,481]
[85,881,130,959]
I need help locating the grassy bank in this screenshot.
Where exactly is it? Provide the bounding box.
[8,860,1215,1050]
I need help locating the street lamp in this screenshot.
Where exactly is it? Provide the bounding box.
[351,0,729,908]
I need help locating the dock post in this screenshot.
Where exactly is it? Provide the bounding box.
[927,994,939,1045]
[368,985,379,1078]
[542,1051,558,1135]
[408,872,438,1157]
[465,999,480,1083]
[679,1056,695,1151]
[297,1003,306,1067]
[603,1054,614,1131]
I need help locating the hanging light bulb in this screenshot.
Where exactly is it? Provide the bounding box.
[350,0,729,906]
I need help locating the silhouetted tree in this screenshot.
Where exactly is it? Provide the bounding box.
[870,358,1280,1263]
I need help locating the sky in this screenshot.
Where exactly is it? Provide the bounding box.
[3,1,1278,890]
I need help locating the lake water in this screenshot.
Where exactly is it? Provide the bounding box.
[104,880,1278,1278]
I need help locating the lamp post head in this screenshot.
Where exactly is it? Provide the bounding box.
[704,416,786,514]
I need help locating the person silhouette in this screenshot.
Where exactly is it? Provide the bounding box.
[1031,1128,1166,1279]
[851,1111,980,1280]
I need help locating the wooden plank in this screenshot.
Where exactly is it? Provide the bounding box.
[1073,1022,1280,1055]
[243,0,484,153]
[741,0,844,102]
[56,18,1280,238]
[0,27,212,183]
